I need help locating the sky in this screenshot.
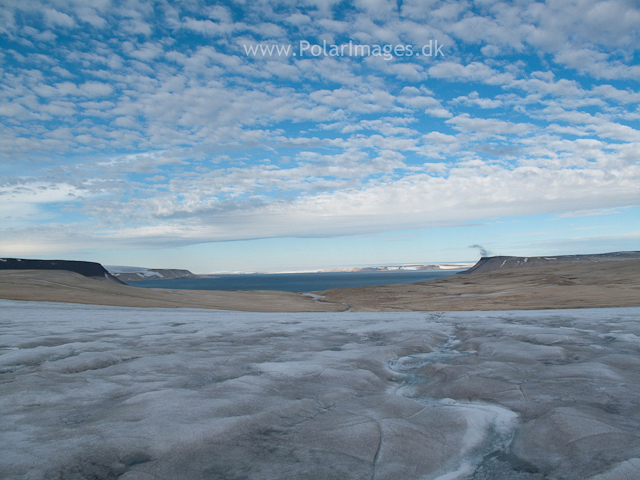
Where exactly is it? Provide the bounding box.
[1,0,639,273]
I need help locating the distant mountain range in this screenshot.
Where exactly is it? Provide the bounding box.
[321,263,473,273]
[105,263,473,278]
[3,252,638,283]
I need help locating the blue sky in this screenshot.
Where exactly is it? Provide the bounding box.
[1,0,639,273]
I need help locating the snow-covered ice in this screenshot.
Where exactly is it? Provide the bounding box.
[1,300,640,480]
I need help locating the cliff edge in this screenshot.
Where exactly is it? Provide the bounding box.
[462,251,640,275]
[0,258,124,283]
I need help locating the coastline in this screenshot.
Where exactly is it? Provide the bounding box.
[320,259,640,311]
[1,258,639,312]
[0,270,346,313]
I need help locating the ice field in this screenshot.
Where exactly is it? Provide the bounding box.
[1,300,640,479]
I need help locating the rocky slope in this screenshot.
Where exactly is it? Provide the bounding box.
[462,251,640,275]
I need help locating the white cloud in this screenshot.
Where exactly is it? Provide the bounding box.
[182,18,237,37]
[53,162,640,246]
[1,0,639,255]
[446,114,535,137]
[0,182,90,223]
[452,91,502,108]
[310,87,397,114]
[556,207,623,218]
[428,61,515,85]
[43,8,75,28]
[424,131,459,145]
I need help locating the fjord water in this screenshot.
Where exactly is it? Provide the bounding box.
[127,269,464,292]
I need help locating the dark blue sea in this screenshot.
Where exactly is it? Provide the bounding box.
[127,269,464,293]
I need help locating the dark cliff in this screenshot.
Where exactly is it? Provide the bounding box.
[0,258,124,283]
[461,251,640,275]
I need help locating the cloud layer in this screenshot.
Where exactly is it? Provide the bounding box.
[1,0,639,254]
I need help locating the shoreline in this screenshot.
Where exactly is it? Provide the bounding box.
[1,258,639,312]
[320,259,640,311]
[0,270,346,313]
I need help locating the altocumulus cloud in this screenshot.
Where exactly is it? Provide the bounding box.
[0,0,639,254]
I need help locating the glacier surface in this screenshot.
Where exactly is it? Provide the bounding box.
[1,301,640,479]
